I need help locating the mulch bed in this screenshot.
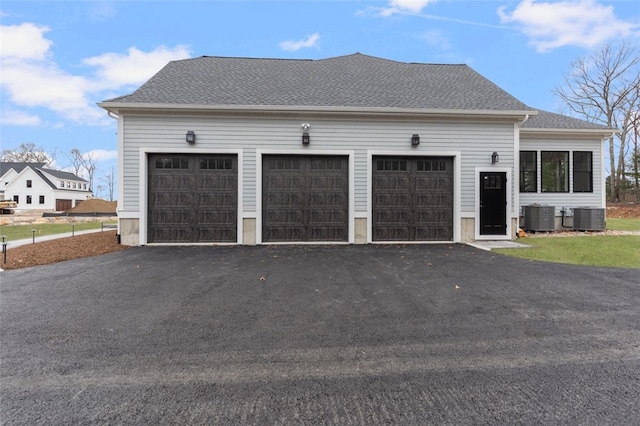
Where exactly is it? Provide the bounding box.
[2,230,127,270]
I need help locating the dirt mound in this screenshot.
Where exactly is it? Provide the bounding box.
[66,198,117,214]
[607,204,640,219]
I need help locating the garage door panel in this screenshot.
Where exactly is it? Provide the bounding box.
[415,176,449,190]
[309,209,346,224]
[196,193,236,208]
[264,226,304,242]
[373,156,453,242]
[263,155,348,242]
[414,194,451,207]
[374,177,410,191]
[148,154,237,243]
[268,193,304,208]
[308,226,346,241]
[310,176,345,190]
[266,176,304,190]
[152,228,192,243]
[196,210,237,223]
[415,210,451,223]
[375,226,410,241]
[264,210,304,224]
[150,193,193,208]
[153,175,192,190]
[309,193,346,207]
[374,193,410,206]
[197,175,236,187]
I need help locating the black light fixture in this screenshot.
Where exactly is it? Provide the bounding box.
[186,130,196,144]
[491,151,499,164]
[302,132,310,145]
[411,134,420,146]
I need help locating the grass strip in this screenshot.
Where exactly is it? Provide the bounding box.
[607,218,640,231]
[494,235,640,268]
[0,221,116,241]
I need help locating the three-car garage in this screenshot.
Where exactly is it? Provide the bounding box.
[146,153,454,245]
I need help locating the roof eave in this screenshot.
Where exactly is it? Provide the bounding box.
[98,102,537,120]
[520,127,618,138]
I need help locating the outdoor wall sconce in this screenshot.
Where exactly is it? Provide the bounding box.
[411,134,420,146]
[186,131,196,144]
[301,123,311,145]
[491,151,500,164]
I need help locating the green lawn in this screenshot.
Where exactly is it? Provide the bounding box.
[495,235,640,268]
[0,221,116,241]
[607,218,640,231]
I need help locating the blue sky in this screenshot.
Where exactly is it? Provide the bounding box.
[1,0,639,198]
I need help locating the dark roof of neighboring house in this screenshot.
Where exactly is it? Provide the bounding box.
[521,110,614,131]
[0,162,46,175]
[103,53,534,112]
[39,168,88,182]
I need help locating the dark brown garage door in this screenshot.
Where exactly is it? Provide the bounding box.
[372,156,453,241]
[262,155,348,242]
[148,154,237,243]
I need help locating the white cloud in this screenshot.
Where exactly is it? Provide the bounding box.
[0,23,52,60]
[89,2,117,21]
[84,149,118,162]
[83,45,191,90]
[379,0,439,17]
[0,109,43,126]
[498,0,640,52]
[279,33,320,52]
[0,22,192,126]
[421,29,451,51]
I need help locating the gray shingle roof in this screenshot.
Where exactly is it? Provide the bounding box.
[522,110,613,130]
[104,53,533,112]
[0,162,46,175]
[39,168,88,182]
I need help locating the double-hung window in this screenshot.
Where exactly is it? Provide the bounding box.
[573,151,593,192]
[519,151,537,192]
[541,151,569,192]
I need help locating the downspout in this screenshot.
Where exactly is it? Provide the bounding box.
[519,114,530,126]
[105,108,120,242]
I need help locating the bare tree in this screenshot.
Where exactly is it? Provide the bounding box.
[554,42,640,202]
[66,149,84,177]
[69,149,99,192]
[1,142,57,166]
[627,107,640,202]
[101,166,116,201]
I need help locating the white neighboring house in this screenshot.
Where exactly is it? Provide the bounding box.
[0,162,93,212]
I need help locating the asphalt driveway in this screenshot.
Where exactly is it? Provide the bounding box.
[1,244,639,424]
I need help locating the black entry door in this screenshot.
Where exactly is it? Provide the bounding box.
[479,171,507,236]
[262,155,349,242]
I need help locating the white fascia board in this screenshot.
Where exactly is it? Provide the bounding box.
[520,128,618,138]
[98,102,538,120]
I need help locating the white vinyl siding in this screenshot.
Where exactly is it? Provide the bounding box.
[519,137,604,214]
[120,114,515,215]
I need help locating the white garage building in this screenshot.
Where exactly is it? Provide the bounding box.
[99,53,614,246]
